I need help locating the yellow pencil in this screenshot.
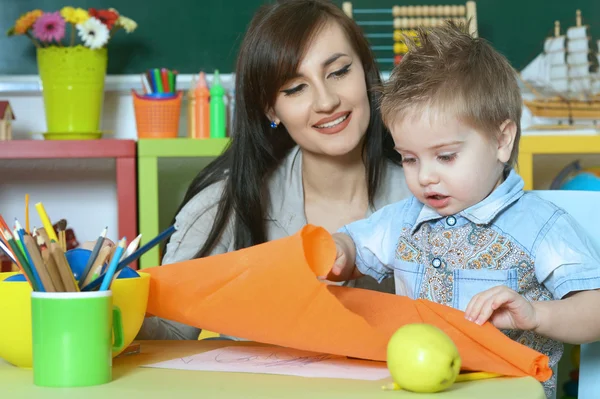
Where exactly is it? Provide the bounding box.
[381,372,503,391]
[34,202,58,242]
[25,194,30,234]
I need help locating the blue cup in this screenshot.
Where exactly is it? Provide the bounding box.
[141,93,177,99]
[4,248,139,282]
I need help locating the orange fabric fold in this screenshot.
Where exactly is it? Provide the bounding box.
[145,225,551,382]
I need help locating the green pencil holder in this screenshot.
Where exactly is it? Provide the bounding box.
[37,45,107,139]
[31,291,124,387]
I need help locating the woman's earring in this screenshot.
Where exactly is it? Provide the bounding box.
[270,120,278,129]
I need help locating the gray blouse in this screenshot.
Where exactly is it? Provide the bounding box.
[137,146,410,340]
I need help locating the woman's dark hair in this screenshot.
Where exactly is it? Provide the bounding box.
[169,0,401,259]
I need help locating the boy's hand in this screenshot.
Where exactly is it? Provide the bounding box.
[326,233,363,282]
[464,286,539,331]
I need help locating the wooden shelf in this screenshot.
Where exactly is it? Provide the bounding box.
[0,139,138,268]
[137,138,230,268]
[0,139,136,159]
[518,135,600,190]
[137,138,230,158]
[520,135,600,154]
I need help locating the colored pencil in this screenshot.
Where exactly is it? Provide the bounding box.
[100,238,126,291]
[79,226,107,288]
[25,194,30,234]
[0,239,17,264]
[121,233,142,260]
[83,225,176,291]
[15,221,44,292]
[3,229,36,290]
[49,241,78,292]
[82,245,112,288]
[35,202,59,242]
[40,238,66,292]
[23,234,55,292]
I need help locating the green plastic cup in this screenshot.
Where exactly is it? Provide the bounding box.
[31,291,124,387]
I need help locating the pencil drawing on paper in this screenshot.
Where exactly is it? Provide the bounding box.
[144,346,391,381]
[213,349,341,368]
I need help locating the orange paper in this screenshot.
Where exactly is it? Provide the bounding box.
[145,225,551,382]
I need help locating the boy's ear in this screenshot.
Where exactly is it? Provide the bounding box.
[497,119,517,164]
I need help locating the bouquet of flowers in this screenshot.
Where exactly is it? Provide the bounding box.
[7,7,137,49]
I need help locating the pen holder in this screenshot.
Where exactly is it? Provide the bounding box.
[0,269,150,370]
[31,290,124,387]
[133,90,183,139]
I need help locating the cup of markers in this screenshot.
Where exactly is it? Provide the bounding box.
[133,68,183,139]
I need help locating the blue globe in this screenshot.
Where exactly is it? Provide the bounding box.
[561,172,600,191]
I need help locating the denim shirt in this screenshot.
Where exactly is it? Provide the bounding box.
[340,169,600,399]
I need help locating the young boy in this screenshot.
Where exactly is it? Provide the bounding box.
[328,23,600,399]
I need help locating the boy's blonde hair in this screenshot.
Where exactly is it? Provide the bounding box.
[380,22,522,166]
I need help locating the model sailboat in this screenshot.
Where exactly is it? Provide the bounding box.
[520,10,600,130]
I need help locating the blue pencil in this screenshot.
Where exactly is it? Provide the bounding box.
[15,220,44,292]
[82,225,176,291]
[99,238,126,291]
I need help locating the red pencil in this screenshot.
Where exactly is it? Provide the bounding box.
[161,68,170,93]
[0,215,10,246]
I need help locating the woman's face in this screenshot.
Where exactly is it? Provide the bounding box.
[269,21,370,157]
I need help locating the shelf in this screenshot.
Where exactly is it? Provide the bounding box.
[0,73,235,94]
[0,139,138,268]
[520,135,600,154]
[137,138,229,269]
[137,138,230,158]
[518,135,600,191]
[0,139,136,159]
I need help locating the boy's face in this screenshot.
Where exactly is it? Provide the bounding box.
[390,107,514,216]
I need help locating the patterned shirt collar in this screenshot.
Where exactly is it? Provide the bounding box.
[411,168,524,233]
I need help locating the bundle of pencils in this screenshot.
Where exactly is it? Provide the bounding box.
[0,216,77,292]
[1,197,177,292]
[81,224,175,291]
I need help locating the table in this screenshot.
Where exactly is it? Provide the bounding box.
[0,140,138,269]
[137,138,229,268]
[0,340,546,399]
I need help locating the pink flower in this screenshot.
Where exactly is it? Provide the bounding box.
[32,12,66,43]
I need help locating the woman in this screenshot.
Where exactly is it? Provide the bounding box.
[139,0,411,340]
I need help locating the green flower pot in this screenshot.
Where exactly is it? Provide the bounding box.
[36,45,107,140]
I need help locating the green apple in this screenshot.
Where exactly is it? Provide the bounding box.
[386,323,461,393]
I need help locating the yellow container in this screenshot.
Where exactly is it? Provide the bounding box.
[37,45,107,139]
[0,271,150,368]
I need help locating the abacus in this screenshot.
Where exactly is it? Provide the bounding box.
[342,2,478,69]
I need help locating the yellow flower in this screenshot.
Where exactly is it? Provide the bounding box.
[117,15,137,33]
[14,9,43,35]
[60,6,75,20]
[61,6,89,24]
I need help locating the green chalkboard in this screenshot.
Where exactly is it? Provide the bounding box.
[0,0,265,75]
[1,0,599,75]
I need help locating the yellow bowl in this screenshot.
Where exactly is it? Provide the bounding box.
[0,271,150,368]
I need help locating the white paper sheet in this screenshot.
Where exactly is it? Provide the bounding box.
[143,346,390,381]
